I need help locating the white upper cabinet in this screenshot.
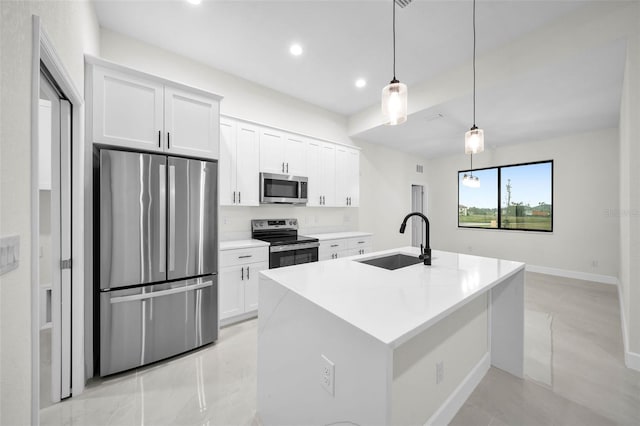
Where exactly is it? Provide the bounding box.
[306,140,323,207]
[259,129,307,175]
[88,59,221,159]
[259,129,284,174]
[306,140,336,207]
[219,117,260,206]
[283,134,307,176]
[335,146,360,207]
[91,66,164,151]
[164,87,219,159]
[320,142,336,206]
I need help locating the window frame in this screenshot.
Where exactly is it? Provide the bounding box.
[457,160,554,232]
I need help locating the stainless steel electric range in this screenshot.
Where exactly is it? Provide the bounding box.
[251,219,319,269]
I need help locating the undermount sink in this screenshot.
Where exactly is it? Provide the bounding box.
[357,253,423,270]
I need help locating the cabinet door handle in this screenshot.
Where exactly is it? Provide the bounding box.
[233,191,236,204]
[239,191,241,204]
[282,162,285,173]
[247,266,250,279]
[320,196,322,205]
[158,130,161,148]
[167,132,170,149]
[241,267,244,281]
[286,163,289,173]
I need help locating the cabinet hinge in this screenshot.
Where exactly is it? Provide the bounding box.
[60,259,72,270]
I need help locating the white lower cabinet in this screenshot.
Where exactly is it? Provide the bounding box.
[219,246,268,325]
[319,236,372,260]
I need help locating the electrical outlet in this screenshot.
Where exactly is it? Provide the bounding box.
[436,361,444,384]
[320,354,335,396]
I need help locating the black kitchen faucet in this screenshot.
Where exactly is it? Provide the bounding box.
[399,212,431,265]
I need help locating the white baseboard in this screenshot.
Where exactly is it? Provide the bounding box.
[616,282,640,372]
[425,353,490,426]
[525,264,617,285]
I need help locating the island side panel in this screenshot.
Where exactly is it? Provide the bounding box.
[257,276,392,425]
[490,268,525,377]
[390,293,489,426]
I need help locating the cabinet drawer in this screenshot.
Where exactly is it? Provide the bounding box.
[319,239,347,252]
[347,236,372,250]
[220,247,268,267]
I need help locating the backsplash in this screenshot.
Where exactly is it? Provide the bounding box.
[219,205,359,241]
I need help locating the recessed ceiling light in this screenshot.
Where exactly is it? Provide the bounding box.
[355,79,367,88]
[289,44,303,56]
[186,0,201,5]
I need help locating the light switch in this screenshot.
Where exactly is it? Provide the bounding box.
[0,235,20,276]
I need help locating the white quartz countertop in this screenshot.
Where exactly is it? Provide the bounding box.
[220,239,269,251]
[261,247,524,348]
[304,231,373,240]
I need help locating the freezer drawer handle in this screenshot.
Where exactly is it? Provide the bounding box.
[109,280,213,304]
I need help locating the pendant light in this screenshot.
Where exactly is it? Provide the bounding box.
[382,0,407,125]
[464,0,484,154]
[462,154,480,188]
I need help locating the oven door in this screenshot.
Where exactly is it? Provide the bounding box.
[269,243,319,269]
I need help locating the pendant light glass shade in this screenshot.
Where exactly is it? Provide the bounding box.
[464,125,484,154]
[462,173,480,188]
[382,79,408,125]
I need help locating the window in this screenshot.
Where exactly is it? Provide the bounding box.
[458,160,553,232]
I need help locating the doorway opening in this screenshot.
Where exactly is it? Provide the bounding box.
[411,185,425,247]
[31,15,86,423]
[38,69,72,408]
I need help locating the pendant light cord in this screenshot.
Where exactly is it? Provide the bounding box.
[392,0,397,80]
[472,0,477,127]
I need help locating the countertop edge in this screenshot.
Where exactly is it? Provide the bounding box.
[387,262,526,349]
[219,239,270,251]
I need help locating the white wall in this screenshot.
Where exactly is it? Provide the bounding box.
[356,139,430,251]
[0,1,100,423]
[619,29,640,357]
[426,128,619,279]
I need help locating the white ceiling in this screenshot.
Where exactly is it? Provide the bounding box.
[93,0,627,159]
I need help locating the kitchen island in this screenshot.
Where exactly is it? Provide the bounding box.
[257,247,525,426]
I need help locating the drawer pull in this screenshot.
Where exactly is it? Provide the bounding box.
[357,241,365,244]
[330,244,339,248]
[238,255,253,259]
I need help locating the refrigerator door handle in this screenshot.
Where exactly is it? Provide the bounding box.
[169,164,176,271]
[159,165,166,273]
[109,280,213,304]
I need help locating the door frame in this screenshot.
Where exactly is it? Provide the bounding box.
[30,15,86,423]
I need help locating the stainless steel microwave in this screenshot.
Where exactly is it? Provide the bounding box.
[260,173,308,204]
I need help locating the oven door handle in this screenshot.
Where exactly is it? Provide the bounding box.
[270,242,320,253]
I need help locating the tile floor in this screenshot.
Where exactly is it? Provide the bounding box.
[40,272,640,425]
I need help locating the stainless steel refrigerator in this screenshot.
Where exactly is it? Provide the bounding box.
[97,149,218,376]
